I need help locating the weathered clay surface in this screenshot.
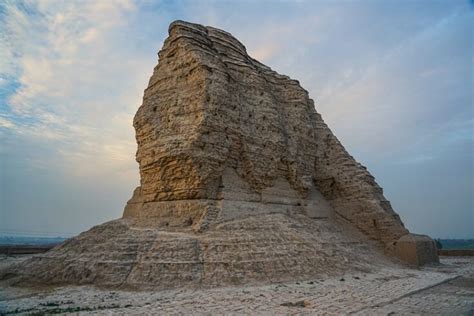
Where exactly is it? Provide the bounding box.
[128,20,408,246]
[395,234,439,266]
[2,216,390,289]
[3,257,469,315]
[0,20,438,289]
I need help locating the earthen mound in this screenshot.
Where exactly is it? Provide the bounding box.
[0,20,437,289]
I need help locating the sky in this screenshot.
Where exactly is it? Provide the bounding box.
[0,0,472,239]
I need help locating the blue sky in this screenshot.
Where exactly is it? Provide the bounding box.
[0,0,472,238]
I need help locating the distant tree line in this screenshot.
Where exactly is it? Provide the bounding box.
[436,239,474,250]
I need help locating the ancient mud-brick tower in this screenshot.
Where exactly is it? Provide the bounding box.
[1,21,438,289]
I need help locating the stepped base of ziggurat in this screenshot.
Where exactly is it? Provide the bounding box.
[0,20,438,290]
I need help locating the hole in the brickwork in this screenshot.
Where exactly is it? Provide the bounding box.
[262,115,266,120]
[153,106,157,112]
[373,219,377,228]
[249,113,252,118]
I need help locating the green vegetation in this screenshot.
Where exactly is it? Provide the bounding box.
[438,239,474,250]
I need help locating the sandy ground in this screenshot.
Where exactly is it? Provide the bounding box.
[0,255,473,315]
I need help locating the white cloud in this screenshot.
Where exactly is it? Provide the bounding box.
[0,0,150,181]
[0,116,15,129]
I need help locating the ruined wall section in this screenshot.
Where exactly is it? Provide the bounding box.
[311,113,408,245]
[133,22,230,203]
[134,21,321,204]
[131,20,408,247]
[200,25,319,197]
